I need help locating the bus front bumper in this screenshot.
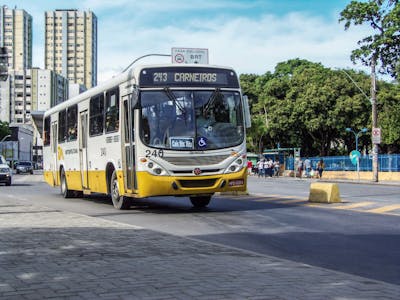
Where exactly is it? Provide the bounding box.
[133,168,247,198]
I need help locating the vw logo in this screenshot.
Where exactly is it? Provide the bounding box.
[193,168,202,175]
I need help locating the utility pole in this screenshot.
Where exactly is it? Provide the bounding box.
[371,59,379,182]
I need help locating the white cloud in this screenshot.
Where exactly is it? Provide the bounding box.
[13,0,371,84]
[97,12,370,83]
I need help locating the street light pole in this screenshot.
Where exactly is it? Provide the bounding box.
[1,134,11,142]
[337,67,379,182]
[346,127,367,181]
[371,60,379,182]
[122,54,171,73]
[346,128,368,151]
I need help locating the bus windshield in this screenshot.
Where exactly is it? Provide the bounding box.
[140,90,244,150]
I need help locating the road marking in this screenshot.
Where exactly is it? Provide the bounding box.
[231,194,400,217]
[364,204,400,214]
[276,199,307,204]
[332,202,375,210]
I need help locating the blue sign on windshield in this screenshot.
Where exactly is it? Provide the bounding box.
[197,137,208,148]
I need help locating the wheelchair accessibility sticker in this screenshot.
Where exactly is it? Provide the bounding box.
[197,137,207,148]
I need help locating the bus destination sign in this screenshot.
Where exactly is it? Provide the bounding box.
[139,67,239,88]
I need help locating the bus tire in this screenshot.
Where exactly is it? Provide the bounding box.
[110,170,131,209]
[60,168,73,198]
[190,195,211,208]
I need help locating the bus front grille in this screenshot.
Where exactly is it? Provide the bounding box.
[179,179,217,188]
[164,155,228,166]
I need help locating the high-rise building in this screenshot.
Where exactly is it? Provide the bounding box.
[0,5,32,71]
[44,9,97,89]
[2,69,68,124]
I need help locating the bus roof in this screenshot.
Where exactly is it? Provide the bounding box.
[44,63,237,118]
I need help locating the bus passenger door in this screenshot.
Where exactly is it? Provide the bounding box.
[51,121,58,185]
[79,111,89,189]
[122,94,137,190]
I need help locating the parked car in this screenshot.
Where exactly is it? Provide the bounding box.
[16,161,34,174]
[0,155,12,186]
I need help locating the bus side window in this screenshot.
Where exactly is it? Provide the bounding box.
[89,94,105,136]
[67,104,77,141]
[58,109,67,143]
[43,117,51,146]
[105,88,119,133]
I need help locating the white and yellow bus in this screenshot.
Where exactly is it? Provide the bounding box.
[42,64,251,209]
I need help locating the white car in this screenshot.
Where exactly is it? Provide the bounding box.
[0,155,12,186]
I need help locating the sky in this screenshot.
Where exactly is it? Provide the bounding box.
[3,0,372,84]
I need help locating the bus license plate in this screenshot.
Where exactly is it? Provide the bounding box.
[229,179,244,186]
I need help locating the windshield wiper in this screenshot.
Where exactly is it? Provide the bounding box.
[203,88,223,115]
[163,87,186,116]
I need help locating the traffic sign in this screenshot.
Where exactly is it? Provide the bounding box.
[372,127,381,144]
[171,48,209,64]
[349,150,361,165]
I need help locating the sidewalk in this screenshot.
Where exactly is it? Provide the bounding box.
[248,173,400,186]
[1,194,400,299]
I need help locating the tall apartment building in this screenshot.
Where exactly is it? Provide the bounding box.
[2,69,68,124]
[0,5,32,71]
[45,9,97,89]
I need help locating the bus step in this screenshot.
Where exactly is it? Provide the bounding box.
[83,189,91,195]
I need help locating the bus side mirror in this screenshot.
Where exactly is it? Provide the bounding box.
[243,95,251,128]
[131,89,140,109]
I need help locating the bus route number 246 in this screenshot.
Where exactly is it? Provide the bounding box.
[145,149,164,158]
[153,72,168,82]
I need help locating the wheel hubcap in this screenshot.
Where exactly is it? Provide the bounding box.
[112,180,119,201]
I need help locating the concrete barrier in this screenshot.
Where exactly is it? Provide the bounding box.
[308,182,341,203]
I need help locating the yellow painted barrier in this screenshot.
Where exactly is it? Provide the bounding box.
[308,182,341,203]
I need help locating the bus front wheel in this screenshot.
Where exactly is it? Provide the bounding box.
[190,195,211,208]
[110,170,131,209]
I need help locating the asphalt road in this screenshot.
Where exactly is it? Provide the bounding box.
[4,174,400,286]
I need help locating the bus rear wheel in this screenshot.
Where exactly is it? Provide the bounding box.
[110,170,131,209]
[190,195,211,208]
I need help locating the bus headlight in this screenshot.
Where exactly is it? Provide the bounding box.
[141,158,167,176]
[225,157,245,174]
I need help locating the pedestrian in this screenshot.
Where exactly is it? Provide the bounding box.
[297,158,303,178]
[263,159,269,178]
[256,160,262,177]
[247,160,253,175]
[304,157,312,178]
[268,158,274,177]
[274,158,280,177]
[317,159,325,179]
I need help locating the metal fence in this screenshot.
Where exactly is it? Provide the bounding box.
[285,154,400,172]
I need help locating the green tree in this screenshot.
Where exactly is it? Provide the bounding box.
[241,58,400,156]
[377,82,400,152]
[0,121,11,141]
[339,0,400,79]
